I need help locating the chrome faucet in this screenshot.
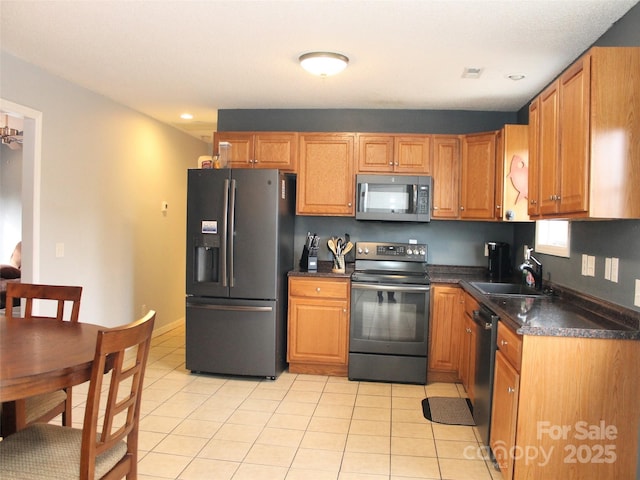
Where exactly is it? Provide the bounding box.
[519,247,543,290]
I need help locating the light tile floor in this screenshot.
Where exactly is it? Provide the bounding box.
[70,324,503,480]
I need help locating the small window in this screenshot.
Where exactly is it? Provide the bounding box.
[535,220,570,257]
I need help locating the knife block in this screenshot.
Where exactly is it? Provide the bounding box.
[299,245,318,272]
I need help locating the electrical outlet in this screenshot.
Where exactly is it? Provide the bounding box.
[581,254,588,276]
[635,280,640,307]
[610,258,619,283]
[587,255,595,277]
[55,242,64,258]
[604,258,611,280]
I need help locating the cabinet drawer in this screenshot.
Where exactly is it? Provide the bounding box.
[289,278,349,299]
[497,322,522,372]
[464,292,480,318]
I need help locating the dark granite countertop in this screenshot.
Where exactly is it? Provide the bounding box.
[288,263,640,339]
[288,261,354,279]
[428,265,639,340]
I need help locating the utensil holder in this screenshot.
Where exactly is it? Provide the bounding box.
[332,254,345,273]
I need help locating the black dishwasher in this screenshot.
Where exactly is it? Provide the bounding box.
[472,304,499,447]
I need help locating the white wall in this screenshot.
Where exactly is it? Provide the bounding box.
[1,52,208,329]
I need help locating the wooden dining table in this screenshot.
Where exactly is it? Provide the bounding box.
[0,314,103,406]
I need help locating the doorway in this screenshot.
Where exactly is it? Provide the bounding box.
[0,99,42,283]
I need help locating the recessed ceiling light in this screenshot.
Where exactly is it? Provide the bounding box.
[508,74,526,81]
[180,113,194,120]
[462,67,483,79]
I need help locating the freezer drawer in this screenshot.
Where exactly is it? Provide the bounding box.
[186,298,285,378]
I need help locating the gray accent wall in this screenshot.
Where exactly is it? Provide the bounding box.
[218,109,518,134]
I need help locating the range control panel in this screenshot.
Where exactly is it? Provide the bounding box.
[355,242,427,262]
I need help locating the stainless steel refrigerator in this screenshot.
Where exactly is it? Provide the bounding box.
[185,169,295,379]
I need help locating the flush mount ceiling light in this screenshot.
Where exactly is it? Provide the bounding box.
[299,52,349,77]
[180,113,194,120]
[508,74,526,81]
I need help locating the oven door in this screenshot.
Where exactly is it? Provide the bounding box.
[349,282,430,356]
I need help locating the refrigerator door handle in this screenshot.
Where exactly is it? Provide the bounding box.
[221,178,229,287]
[186,303,273,312]
[228,178,237,287]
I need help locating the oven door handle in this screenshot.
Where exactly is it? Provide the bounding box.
[351,283,431,292]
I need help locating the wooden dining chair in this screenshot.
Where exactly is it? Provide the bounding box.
[1,282,83,437]
[0,310,156,480]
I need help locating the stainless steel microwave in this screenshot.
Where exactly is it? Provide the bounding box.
[356,174,432,222]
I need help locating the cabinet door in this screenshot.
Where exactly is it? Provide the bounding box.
[254,132,298,171]
[297,134,355,216]
[394,135,431,173]
[428,286,464,373]
[538,82,560,215]
[214,132,254,168]
[558,55,590,215]
[431,135,460,219]
[490,351,520,480]
[288,297,349,365]
[499,125,530,222]
[528,99,540,216]
[461,132,497,219]
[357,135,394,172]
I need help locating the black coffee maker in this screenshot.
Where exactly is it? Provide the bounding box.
[487,242,511,281]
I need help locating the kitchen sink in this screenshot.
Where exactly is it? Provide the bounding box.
[470,281,544,297]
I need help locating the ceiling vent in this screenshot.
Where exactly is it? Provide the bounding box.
[462,67,483,79]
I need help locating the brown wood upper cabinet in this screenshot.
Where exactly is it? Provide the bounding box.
[297,133,355,216]
[431,135,461,219]
[528,47,640,219]
[461,131,497,220]
[213,131,298,171]
[495,125,530,222]
[357,134,431,174]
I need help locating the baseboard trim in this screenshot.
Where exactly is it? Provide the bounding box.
[153,317,184,338]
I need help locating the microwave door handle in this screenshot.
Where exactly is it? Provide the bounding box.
[221,178,229,287]
[228,178,237,287]
[412,184,418,212]
[362,183,368,212]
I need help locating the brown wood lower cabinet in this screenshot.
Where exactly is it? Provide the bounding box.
[428,285,464,382]
[287,276,350,376]
[459,292,479,403]
[490,322,522,480]
[490,321,640,479]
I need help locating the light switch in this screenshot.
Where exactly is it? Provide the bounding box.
[635,280,640,307]
[581,254,588,276]
[610,258,619,283]
[55,243,64,258]
[604,258,611,280]
[587,255,595,277]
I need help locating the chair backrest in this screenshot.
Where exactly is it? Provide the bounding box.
[80,310,155,480]
[6,282,82,322]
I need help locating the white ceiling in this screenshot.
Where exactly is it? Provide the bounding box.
[1,0,637,143]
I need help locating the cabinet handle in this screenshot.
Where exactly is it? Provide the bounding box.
[508,386,515,394]
[496,205,501,210]
[388,161,393,165]
[433,206,439,210]
[254,159,258,164]
[316,287,321,293]
[501,339,508,346]
[343,308,347,313]
[460,206,465,211]
[530,199,537,205]
[348,202,352,207]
